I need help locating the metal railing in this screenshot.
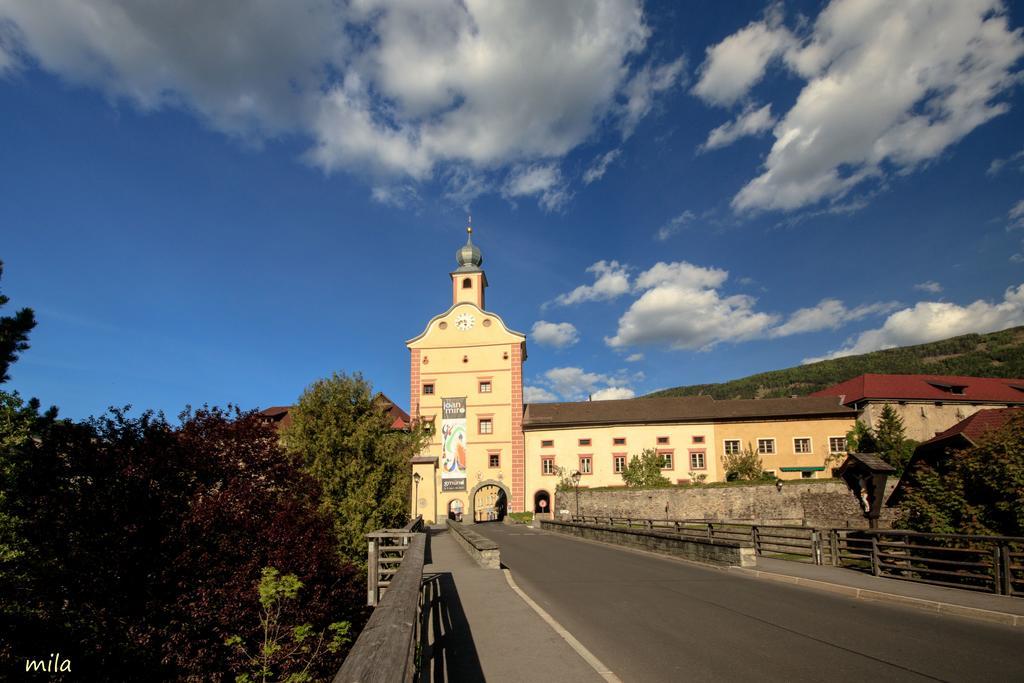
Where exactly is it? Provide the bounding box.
[570,515,1024,596]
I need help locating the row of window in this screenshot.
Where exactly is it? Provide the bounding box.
[422,381,491,395]
[536,436,848,456]
[542,451,706,475]
[723,436,847,456]
[540,435,703,448]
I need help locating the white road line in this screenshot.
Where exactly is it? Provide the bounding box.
[501,568,622,683]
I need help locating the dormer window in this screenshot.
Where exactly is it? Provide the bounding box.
[463,278,472,289]
[928,381,966,395]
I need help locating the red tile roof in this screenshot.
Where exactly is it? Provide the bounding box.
[376,394,411,430]
[918,407,1024,448]
[811,374,1024,405]
[524,395,854,428]
[887,407,1024,506]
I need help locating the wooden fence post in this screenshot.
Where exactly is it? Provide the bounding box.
[367,538,379,606]
[994,544,1007,595]
[830,530,839,567]
[752,526,760,555]
[871,535,881,577]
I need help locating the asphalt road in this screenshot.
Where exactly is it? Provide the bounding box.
[474,523,1024,683]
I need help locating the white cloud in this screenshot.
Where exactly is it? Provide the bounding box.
[694,0,1024,213]
[0,0,676,205]
[524,385,558,403]
[692,9,794,106]
[443,167,492,209]
[914,281,944,294]
[625,353,644,362]
[1010,199,1024,229]
[583,149,621,185]
[590,387,636,400]
[531,321,579,348]
[551,260,631,306]
[502,163,572,212]
[619,56,686,136]
[603,259,900,351]
[804,284,1024,362]
[655,210,696,241]
[769,299,899,338]
[371,184,420,208]
[606,261,777,350]
[987,147,1024,176]
[698,103,775,153]
[538,366,637,402]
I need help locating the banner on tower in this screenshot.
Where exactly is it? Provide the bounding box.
[441,397,467,492]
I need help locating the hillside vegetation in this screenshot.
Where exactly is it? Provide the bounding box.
[645,327,1024,400]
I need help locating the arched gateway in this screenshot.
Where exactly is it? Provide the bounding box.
[533,490,551,514]
[470,479,510,522]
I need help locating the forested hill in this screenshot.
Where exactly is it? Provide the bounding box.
[645,327,1024,400]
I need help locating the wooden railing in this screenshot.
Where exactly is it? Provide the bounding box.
[335,516,426,683]
[570,515,1024,596]
[367,516,425,606]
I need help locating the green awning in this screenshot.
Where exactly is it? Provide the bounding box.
[780,466,826,472]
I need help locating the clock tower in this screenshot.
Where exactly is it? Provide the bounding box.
[407,224,527,523]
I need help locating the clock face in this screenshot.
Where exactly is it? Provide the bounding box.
[455,313,475,331]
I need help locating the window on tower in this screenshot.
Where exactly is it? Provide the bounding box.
[463,278,472,288]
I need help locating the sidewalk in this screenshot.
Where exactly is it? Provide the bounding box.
[420,527,604,682]
[732,556,1024,626]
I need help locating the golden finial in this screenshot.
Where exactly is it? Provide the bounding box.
[467,214,473,236]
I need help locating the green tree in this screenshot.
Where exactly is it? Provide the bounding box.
[554,466,575,493]
[848,406,915,474]
[0,261,36,384]
[897,412,1024,536]
[620,448,671,487]
[722,442,764,481]
[873,404,915,473]
[226,567,351,683]
[282,372,425,566]
[846,419,876,454]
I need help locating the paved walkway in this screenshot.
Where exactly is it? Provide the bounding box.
[420,527,604,682]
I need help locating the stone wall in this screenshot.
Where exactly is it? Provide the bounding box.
[554,481,899,529]
[447,519,500,568]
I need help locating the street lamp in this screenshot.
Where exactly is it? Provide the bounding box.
[571,470,582,520]
[412,472,421,518]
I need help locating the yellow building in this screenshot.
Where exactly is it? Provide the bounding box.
[408,226,526,524]
[409,228,857,523]
[522,397,856,511]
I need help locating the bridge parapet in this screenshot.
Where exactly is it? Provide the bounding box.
[544,518,756,567]
[447,519,501,568]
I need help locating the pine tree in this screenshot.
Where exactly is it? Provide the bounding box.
[873,404,914,473]
[0,261,37,384]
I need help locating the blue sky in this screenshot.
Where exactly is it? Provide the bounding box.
[2,0,1024,419]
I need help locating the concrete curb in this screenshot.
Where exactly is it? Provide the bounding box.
[728,567,1024,628]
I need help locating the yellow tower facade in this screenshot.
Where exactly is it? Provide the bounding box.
[407,226,526,523]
